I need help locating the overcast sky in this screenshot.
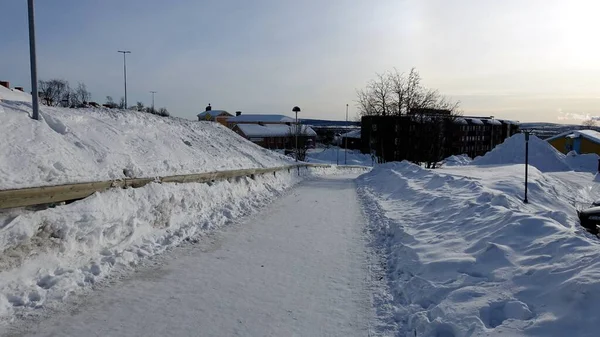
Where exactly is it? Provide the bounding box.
[1,0,599,123]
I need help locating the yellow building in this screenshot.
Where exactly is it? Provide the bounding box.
[547,130,600,155]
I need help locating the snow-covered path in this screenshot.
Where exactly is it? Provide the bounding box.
[12,175,375,337]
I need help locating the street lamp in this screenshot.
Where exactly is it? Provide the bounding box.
[118,50,131,108]
[293,106,301,162]
[150,91,157,112]
[345,103,349,165]
[27,0,40,120]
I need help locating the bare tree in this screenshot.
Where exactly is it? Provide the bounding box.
[134,101,145,111]
[71,82,91,107]
[582,119,597,128]
[357,68,461,166]
[158,107,170,117]
[104,96,118,109]
[119,97,126,109]
[287,124,312,161]
[39,79,70,106]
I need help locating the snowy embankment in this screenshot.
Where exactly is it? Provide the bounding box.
[0,100,358,324]
[0,100,293,190]
[305,147,373,166]
[359,135,600,336]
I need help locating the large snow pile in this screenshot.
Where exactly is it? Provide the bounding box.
[305,147,373,166]
[0,86,31,103]
[472,133,571,172]
[358,161,600,336]
[442,154,472,167]
[0,101,293,189]
[565,151,599,173]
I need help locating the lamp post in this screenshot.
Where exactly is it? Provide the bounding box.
[118,50,131,108]
[27,0,40,120]
[150,91,157,112]
[524,131,530,204]
[345,103,349,165]
[293,106,301,162]
[336,133,340,165]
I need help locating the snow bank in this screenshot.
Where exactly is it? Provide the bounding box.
[0,101,293,189]
[358,161,600,336]
[305,147,373,166]
[472,133,571,172]
[0,87,31,103]
[442,154,472,167]
[565,152,599,173]
[0,167,345,323]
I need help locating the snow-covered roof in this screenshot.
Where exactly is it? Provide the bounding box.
[235,123,316,138]
[341,129,361,139]
[546,129,600,144]
[227,114,295,123]
[498,119,520,125]
[576,130,600,144]
[483,119,502,126]
[466,118,484,125]
[0,86,31,103]
[197,110,231,119]
[453,117,468,125]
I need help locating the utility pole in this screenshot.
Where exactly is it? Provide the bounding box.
[345,103,349,165]
[118,50,131,108]
[27,0,40,120]
[150,91,157,112]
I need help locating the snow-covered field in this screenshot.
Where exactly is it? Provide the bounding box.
[359,134,600,336]
[305,147,373,166]
[0,100,293,189]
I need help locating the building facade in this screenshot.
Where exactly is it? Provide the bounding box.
[361,113,519,163]
[547,130,600,155]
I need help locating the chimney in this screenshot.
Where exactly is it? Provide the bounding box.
[0,81,9,89]
[236,111,242,116]
[14,87,23,92]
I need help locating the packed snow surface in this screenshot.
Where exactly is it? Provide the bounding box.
[5,174,385,337]
[358,161,600,336]
[305,147,373,166]
[0,100,293,189]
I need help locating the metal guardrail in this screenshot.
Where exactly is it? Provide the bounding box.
[0,164,370,210]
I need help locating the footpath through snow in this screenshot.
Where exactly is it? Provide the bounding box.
[5,175,387,337]
[359,161,600,336]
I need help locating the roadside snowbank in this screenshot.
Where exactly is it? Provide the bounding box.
[0,100,292,189]
[0,166,350,324]
[472,133,571,172]
[305,147,373,166]
[358,161,600,336]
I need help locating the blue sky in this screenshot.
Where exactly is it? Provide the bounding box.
[1,0,599,122]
